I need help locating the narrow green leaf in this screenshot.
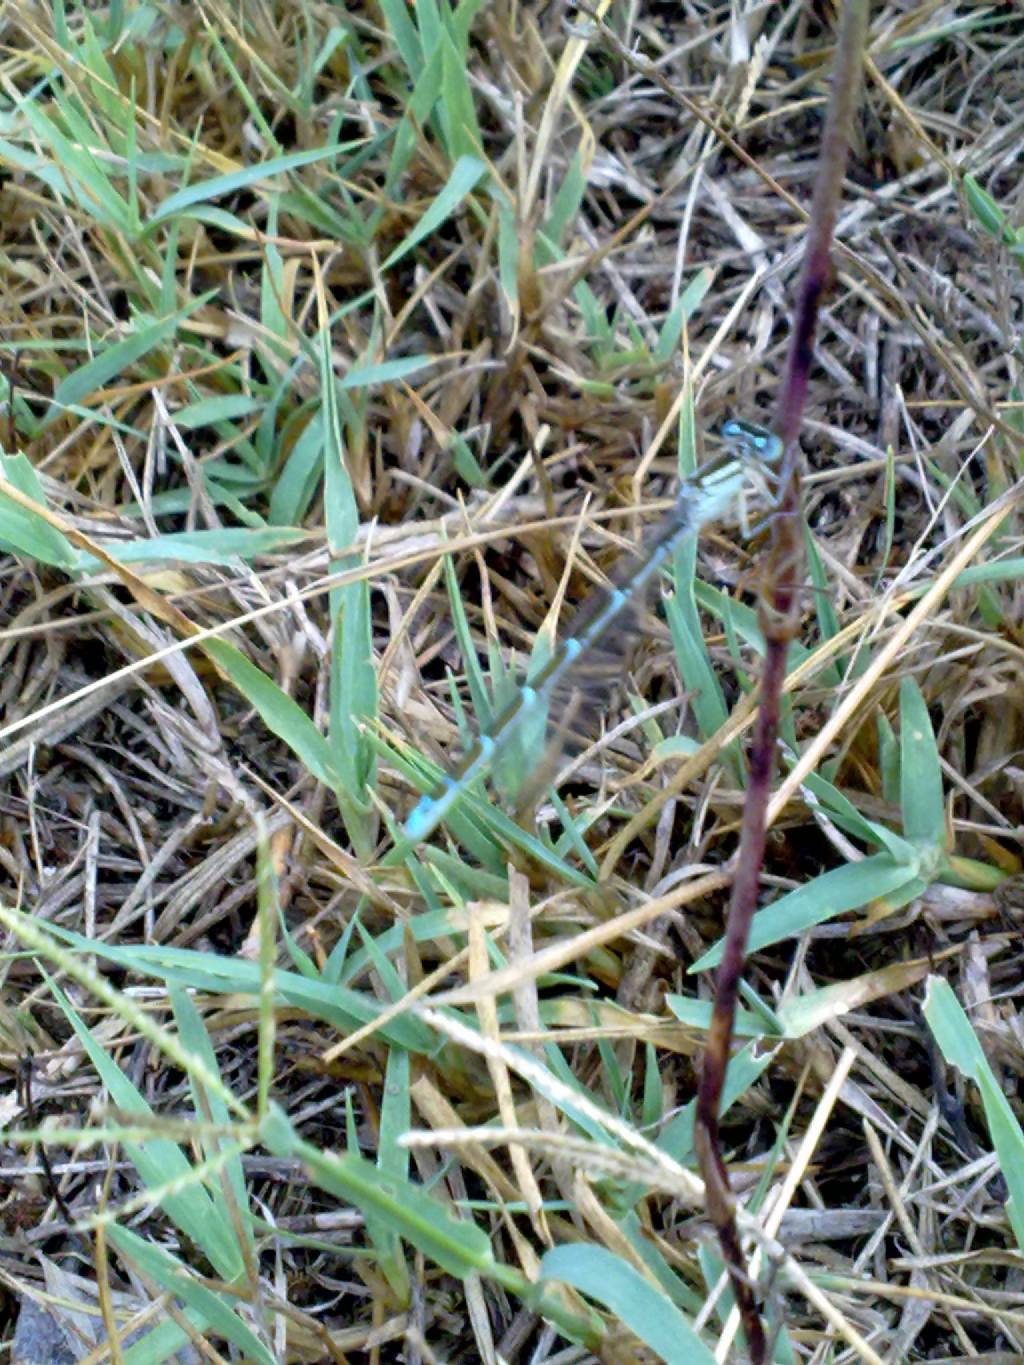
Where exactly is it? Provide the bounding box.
[651,1044,776,1172]
[691,855,921,972]
[878,444,896,585]
[170,986,254,1257]
[666,995,775,1039]
[899,677,946,851]
[367,1047,413,1300]
[694,581,814,671]
[172,394,263,428]
[664,590,730,743]
[76,526,306,571]
[261,1104,500,1279]
[795,764,915,863]
[162,203,263,238]
[269,405,325,526]
[339,354,437,389]
[438,27,482,162]
[451,0,488,48]
[379,1048,411,1181]
[50,297,214,421]
[653,270,713,365]
[539,148,587,256]
[667,394,737,774]
[46,978,245,1282]
[379,0,423,75]
[107,1225,275,1365]
[497,200,519,312]
[640,1042,663,1132]
[381,156,486,268]
[617,1211,705,1314]
[803,528,843,682]
[148,143,364,225]
[0,454,78,568]
[924,976,1024,1248]
[18,97,136,234]
[202,638,340,790]
[878,709,900,807]
[331,579,377,790]
[539,1245,716,1364]
[413,0,443,62]
[406,44,445,128]
[44,923,440,1054]
[963,172,1013,244]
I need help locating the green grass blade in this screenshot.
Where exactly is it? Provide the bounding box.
[438,25,482,162]
[149,144,363,226]
[203,637,341,789]
[170,985,255,1258]
[107,1225,275,1365]
[18,94,138,234]
[261,1104,500,1278]
[667,392,737,773]
[45,976,246,1283]
[924,976,1024,1248]
[75,526,306,570]
[538,1245,717,1364]
[48,297,214,421]
[381,155,486,268]
[368,1046,414,1299]
[0,453,78,568]
[899,676,946,852]
[691,855,924,972]
[379,0,424,76]
[42,923,444,1054]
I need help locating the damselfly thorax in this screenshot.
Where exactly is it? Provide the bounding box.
[400,419,783,846]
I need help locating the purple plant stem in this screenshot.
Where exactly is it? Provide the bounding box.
[693,3,870,1361]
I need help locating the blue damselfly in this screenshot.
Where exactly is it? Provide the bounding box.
[402,420,784,844]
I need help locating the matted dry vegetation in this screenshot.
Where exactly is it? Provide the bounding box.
[1,1,1023,1362]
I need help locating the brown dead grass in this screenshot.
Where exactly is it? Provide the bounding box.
[1,1,1024,1361]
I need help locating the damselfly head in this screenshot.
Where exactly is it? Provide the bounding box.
[720,418,784,465]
